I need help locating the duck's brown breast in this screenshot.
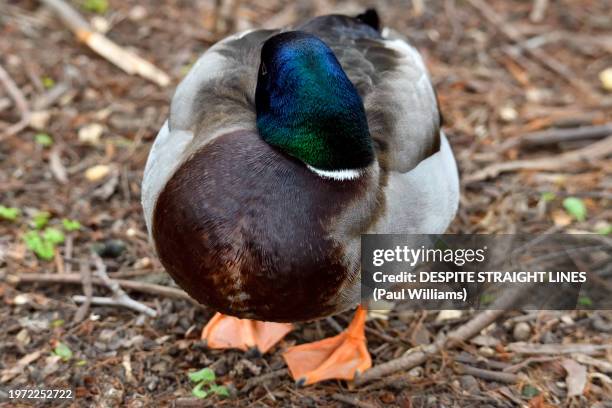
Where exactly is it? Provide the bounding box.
[152,130,369,322]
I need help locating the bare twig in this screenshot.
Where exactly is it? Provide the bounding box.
[32,82,70,110]
[503,356,559,373]
[331,393,378,408]
[241,369,288,393]
[73,260,92,323]
[507,343,612,355]
[72,254,157,317]
[529,0,549,23]
[499,123,612,152]
[572,354,612,374]
[40,0,170,87]
[10,272,199,306]
[465,135,612,183]
[0,350,43,383]
[49,147,69,184]
[0,62,31,139]
[356,285,527,385]
[455,363,520,383]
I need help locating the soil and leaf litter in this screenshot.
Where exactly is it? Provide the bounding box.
[1,0,611,406]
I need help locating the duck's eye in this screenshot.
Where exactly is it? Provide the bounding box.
[261,63,267,76]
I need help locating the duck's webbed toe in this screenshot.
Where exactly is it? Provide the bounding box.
[202,312,293,354]
[283,306,371,386]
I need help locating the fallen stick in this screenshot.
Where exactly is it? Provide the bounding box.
[331,393,378,408]
[454,363,520,384]
[72,294,155,314]
[529,0,549,22]
[0,62,31,139]
[507,343,612,356]
[572,354,612,374]
[499,123,612,152]
[241,369,288,393]
[503,356,559,373]
[40,0,170,87]
[0,350,43,383]
[73,259,93,323]
[9,271,199,305]
[355,285,527,385]
[465,135,612,183]
[83,254,157,317]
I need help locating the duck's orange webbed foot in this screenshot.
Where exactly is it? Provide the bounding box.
[282,306,371,386]
[202,313,293,354]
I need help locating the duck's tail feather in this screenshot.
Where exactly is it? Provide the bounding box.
[355,9,380,31]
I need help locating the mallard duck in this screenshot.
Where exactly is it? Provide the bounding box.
[142,9,459,385]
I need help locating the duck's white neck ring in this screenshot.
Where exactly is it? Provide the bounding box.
[306,165,363,181]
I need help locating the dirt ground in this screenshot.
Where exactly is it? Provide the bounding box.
[1,0,611,407]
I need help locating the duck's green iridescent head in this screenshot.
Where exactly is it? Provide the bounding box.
[255,31,374,175]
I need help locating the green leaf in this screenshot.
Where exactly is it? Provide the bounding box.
[521,384,539,398]
[596,224,611,235]
[23,231,55,261]
[577,296,593,307]
[62,218,82,231]
[53,342,73,361]
[43,227,65,245]
[188,368,215,384]
[83,0,109,13]
[540,192,556,202]
[32,211,51,229]
[480,293,495,305]
[41,76,55,89]
[75,359,87,366]
[51,319,65,328]
[562,197,587,222]
[209,384,230,398]
[0,205,20,221]
[35,133,53,147]
[191,382,208,399]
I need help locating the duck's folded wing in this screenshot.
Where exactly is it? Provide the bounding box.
[142,121,193,236]
[300,15,441,174]
[142,29,280,237]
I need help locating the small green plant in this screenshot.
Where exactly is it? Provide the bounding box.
[41,76,55,89]
[23,230,55,261]
[562,197,587,222]
[53,342,73,361]
[23,227,65,261]
[51,319,65,328]
[0,205,20,221]
[83,0,109,13]
[521,384,539,398]
[480,293,495,305]
[540,192,556,202]
[188,368,229,399]
[32,211,51,229]
[35,133,53,147]
[62,218,82,232]
[577,296,593,307]
[43,227,65,245]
